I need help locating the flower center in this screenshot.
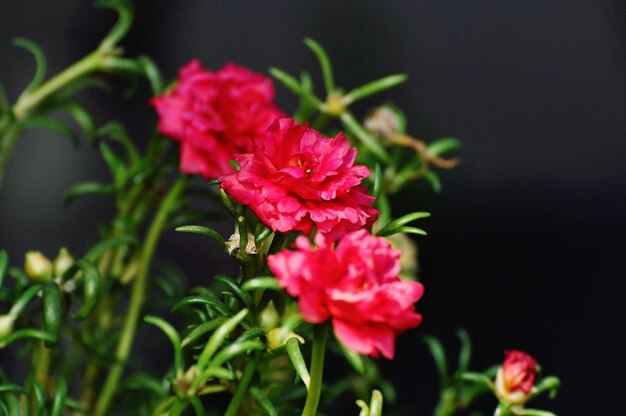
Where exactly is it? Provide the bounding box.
[288,153,317,177]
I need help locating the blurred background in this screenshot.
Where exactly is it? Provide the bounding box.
[1,0,625,414]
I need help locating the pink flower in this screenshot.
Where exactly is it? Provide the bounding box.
[220,118,379,239]
[267,230,424,359]
[151,60,285,179]
[495,350,538,404]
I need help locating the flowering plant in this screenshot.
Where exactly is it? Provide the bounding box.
[0,2,561,415]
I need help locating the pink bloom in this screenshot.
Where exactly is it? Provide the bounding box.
[495,350,538,404]
[267,230,424,359]
[151,60,285,179]
[220,118,379,239]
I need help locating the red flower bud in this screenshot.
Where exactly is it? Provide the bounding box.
[495,350,537,405]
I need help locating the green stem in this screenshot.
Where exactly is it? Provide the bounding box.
[13,51,102,121]
[340,112,391,164]
[224,351,262,416]
[301,325,328,416]
[0,124,19,188]
[30,340,52,413]
[94,175,189,416]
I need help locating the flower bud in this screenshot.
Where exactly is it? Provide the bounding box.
[52,247,74,277]
[24,251,52,282]
[495,350,537,405]
[266,327,305,351]
[0,314,15,340]
[258,300,280,332]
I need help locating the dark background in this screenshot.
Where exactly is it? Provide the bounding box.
[1,1,625,414]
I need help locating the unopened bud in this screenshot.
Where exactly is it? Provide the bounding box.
[495,350,537,405]
[0,314,14,340]
[24,251,52,282]
[258,300,280,331]
[52,247,74,277]
[387,233,418,280]
[266,327,305,351]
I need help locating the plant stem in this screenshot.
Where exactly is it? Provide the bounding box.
[30,340,52,413]
[12,51,102,120]
[301,325,328,416]
[0,50,105,187]
[0,124,19,188]
[94,175,189,416]
[224,350,263,416]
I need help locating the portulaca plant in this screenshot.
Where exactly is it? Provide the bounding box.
[0,2,560,415]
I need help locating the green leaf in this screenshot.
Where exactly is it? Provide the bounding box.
[168,211,221,229]
[171,296,234,317]
[0,250,8,288]
[19,116,79,147]
[344,74,408,105]
[377,211,431,236]
[181,317,228,349]
[144,315,183,373]
[340,112,391,164]
[0,383,26,395]
[9,284,42,317]
[249,387,278,416]
[293,71,317,123]
[137,55,163,95]
[215,276,253,311]
[30,380,47,416]
[64,182,116,206]
[97,122,140,164]
[422,335,448,390]
[255,226,273,244]
[99,141,127,188]
[241,277,280,292]
[385,226,427,237]
[190,396,207,416]
[456,372,494,390]
[82,234,137,262]
[233,327,265,344]
[197,309,249,369]
[457,328,472,373]
[95,0,134,51]
[427,137,461,156]
[12,37,46,94]
[425,170,442,193]
[285,337,310,389]
[42,282,62,346]
[210,339,264,368]
[270,67,323,109]
[372,163,383,201]
[122,372,167,395]
[0,328,55,348]
[533,376,560,399]
[304,38,334,94]
[69,259,101,320]
[62,102,96,142]
[175,225,226,251]
[50,378,68,416]
[368,389,384,416]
